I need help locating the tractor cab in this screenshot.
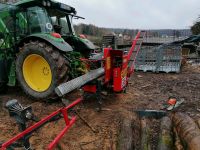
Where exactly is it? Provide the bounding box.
[46,3,95,58]
[50,9,75,36]
[16,6,53,36]
[12,0,95,57]
[25,7,53,34]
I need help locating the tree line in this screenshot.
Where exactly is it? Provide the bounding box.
[191,16,200,35]
[74,24,109,37]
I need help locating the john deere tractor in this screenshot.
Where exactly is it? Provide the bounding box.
[0,0,95,99]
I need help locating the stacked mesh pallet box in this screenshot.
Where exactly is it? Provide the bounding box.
[134,44,182,73]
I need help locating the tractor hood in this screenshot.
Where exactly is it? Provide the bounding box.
[14,0,76,14]
[76,36,95,50]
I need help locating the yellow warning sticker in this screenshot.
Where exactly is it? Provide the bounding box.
[106,57,111,70]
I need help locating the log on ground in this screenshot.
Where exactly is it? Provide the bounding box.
[157,116,174,150]
[117,117,134,150]
[173,112,200,150]
[140,118,151,150]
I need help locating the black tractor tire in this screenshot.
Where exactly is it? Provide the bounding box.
[16,41,70,99]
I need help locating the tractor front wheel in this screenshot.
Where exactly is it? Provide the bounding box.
[16,41,69,99]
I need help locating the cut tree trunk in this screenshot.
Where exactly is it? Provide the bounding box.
[173,127,184,150]
[140,118,151,150]
[117,118,133,150]
[173,112,200,150]
[196,119,200,129]
[157,116,174,150]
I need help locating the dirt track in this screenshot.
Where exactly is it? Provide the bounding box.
[0,64,200,150]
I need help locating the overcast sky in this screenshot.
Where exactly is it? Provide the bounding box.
[57,0,199,29]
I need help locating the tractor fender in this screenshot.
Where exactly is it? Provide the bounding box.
[72,36,95,50]
[18,34,73,52]
[80,38,95,50]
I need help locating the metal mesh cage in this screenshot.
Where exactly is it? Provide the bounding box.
[135,44,182,73]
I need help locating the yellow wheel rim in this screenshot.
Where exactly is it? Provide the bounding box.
[23,54,52,92]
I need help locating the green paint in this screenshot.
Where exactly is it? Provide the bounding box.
[7,60,16,86]
[66,51,86,78]
[14,0,35,6]
[0,51,5,60]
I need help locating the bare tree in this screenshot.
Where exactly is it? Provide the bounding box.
[191,16,200,35]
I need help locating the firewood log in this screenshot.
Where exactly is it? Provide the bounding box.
[173,112,200,150]
[158,116,174,150]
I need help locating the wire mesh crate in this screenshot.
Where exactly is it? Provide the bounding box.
[135,44,182,73]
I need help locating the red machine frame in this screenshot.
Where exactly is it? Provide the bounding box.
[1,98,82,150]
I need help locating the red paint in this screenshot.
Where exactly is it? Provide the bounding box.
[112,56,128,92]
[51,32,61,38]
[62,109,70,125]
[127,31,145,76]
[48,117,76,150]
[83,85,97,93]
[79,34,86,39]
[168,98,177,105]
[113,68,122,92]
[127,31,141,60]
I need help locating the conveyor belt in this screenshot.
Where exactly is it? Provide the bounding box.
[55,68,105,97]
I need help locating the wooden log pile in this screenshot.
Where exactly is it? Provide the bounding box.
[117,112,200,150]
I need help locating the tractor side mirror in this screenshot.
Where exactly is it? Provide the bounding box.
[0,32,4,39]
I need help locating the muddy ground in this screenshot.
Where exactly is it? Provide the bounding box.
[0,64,200,150]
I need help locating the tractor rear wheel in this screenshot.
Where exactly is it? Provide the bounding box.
[16,41,70,99]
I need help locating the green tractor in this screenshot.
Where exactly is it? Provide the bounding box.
[0,0,95,99]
